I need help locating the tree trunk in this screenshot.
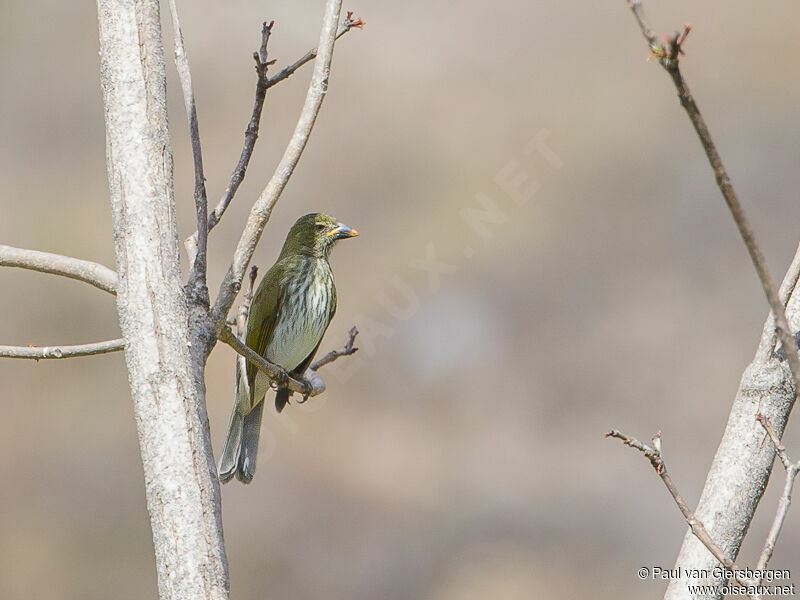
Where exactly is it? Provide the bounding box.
[96,0,229,598]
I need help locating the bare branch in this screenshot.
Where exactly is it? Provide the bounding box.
[310,325,358,370]
[778,243,800,309]
[205,23,273,240]
[757,414,794,471]
[0,247,123,360]
[755,415,800,574]
[265,12,363,90]
[168,0,210,304]
[218,325,313,396]
[0,338,124,359]
[186,13,362,258]
[186,21,274,264]
[606,429,759,595]
[626,1,800,397]
[0,244,117,295]
[758,241,800,360]
[210,0,349,330]
[627,0,657,46]
[219,323,357,400]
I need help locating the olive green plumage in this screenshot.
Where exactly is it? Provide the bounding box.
[218,213,358,484]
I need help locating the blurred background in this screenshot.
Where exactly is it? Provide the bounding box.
[1,0,799,597]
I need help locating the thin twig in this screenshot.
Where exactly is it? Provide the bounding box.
[265,13,363,90]
[759,242,800,359]
[168,0,210,304]
[186,13,363,257]
[218,325,311,396]
[219,322,358,399]
[755,415,800,574]
[210,1,349,330]
[0,338,124,359]
[0,245,118,295]
[626,1,800,399]
[193,21,274,257]
[627,0,657,46]
[606,429,759,595]
[310,326,358,370]
[778,243,800,311]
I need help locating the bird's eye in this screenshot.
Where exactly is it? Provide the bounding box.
[315,223,326,231]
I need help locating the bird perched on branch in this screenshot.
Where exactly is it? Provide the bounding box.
[218,213,358,484]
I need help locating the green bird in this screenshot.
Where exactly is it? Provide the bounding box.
[218,213,359,484]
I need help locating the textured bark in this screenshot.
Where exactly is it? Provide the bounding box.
[664,249,800,600]
[96,1,228,598]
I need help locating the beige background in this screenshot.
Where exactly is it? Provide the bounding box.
[1,1,799,598]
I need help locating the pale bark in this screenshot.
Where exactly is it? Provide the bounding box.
[664,247,800,599]
[96,1,228,598]
[0,244,118,294]
[0,339,124,359]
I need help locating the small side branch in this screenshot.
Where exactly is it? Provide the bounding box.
[0,245,118,295]
[628,0,657,46]
[759,241,800,361]
[755,415,800,574]
[168,0,210,304]
[265,12,364,90]
[202,22,274,242]
[606,429,759,596]
[218,324,358,399]
[310,326,358,370]
[0,338,125,359]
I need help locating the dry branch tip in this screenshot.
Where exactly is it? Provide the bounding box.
[344,11,365,30]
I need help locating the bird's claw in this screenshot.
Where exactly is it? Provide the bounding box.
[299,379,313,403]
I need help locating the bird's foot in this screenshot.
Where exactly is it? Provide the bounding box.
[271,368,289,389]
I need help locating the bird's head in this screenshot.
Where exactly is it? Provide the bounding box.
[280,213,359,258]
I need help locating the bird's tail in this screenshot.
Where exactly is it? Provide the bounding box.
[218,405,243,484]
[218,355,263,484]
[237,401,264,483]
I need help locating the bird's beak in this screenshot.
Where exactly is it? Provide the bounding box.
[327,223,359,240]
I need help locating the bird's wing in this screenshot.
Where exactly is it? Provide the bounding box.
[245,262,284,396]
